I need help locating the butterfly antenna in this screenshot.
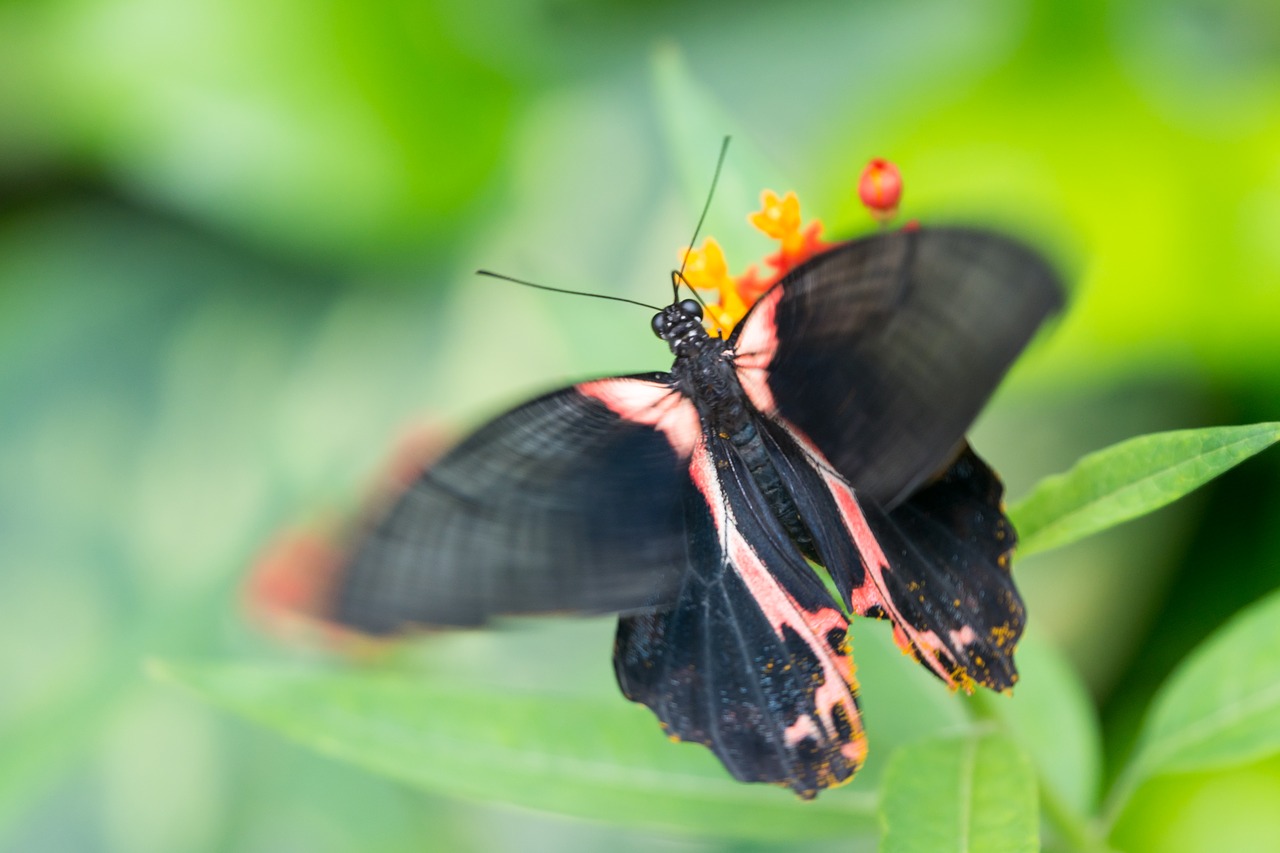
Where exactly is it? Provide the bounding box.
[475,270,664,312]
[670,270,708,309]
[676,136,732,284]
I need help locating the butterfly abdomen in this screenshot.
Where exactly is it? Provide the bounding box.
[674,346,822,566]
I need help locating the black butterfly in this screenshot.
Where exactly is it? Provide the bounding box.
[322,224,1062,798]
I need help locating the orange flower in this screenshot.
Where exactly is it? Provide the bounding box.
[748,190,803,244]
[704,279,746,338]
[733,265,771,305]
[762,220,830,279]
[680,239,745,337]
[749,190,833,274]
[678,182,867,334]
[679,237,732,293]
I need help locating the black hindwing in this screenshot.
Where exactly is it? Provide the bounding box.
[614,433,865,798]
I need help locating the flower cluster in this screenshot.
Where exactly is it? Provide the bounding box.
[680,158,903,335]
[679,190,832,336]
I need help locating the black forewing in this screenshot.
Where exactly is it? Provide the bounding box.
[732,227,1062,509]
[333,375,692,633]
[614,433,866,799]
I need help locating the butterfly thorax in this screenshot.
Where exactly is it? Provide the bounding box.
[653,301,749,432]
[670,344,747,429]
[659,311,818,560]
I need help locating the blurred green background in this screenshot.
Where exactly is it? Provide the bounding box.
[3,0,1280,850]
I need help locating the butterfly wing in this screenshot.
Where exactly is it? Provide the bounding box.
[331,375,701,633]
[858,444,1023,689]
[759,415,1022,690]
[614,431,866,799]
[732,227,1062,509]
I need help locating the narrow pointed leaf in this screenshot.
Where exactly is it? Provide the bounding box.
[880,731,1038,853]
[1010,422,1280,556]
[151,660,878,840]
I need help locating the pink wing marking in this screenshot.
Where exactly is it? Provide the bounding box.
[689,441,866,762]
[732,288,782,415]
[783,714,821,748]
[774,422,978,690]
[578,378,701,459]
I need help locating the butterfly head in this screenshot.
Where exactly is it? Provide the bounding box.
[651,298,709,357]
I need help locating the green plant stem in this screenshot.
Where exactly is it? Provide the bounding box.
[1098,754,1153,836]
[965,690,1112,852]
[1039,774,1111,853]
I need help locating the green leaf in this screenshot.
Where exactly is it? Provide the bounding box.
[649,44,785,264]
[880,731,1039,853]
[1106,587,1280,823]
[151,660,878,840]
[1010,422,1280,556]
[972,627,1102,816]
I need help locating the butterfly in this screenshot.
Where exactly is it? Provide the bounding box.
[317,219,1063,798]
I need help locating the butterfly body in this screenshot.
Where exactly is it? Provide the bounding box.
[652,301,745,433]
[326,226,1064,798]
[655,300,821,567]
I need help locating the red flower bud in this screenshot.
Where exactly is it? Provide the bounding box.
[858,158,902,222]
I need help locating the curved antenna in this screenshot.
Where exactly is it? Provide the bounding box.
[676,135,732,283]
[670,270,707,309]
[475,270,664,312]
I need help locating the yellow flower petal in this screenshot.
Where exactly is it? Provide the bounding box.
[679,237,730,292]
[748,190,801,240]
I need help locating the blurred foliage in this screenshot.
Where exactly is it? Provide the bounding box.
[3,0,1280,850]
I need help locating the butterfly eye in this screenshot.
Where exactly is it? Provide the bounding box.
[651,312,669,337]
[679,299,703,320]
